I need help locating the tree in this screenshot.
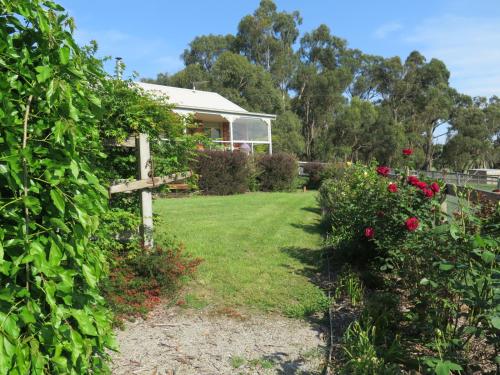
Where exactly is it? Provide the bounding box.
[181,34,235,71]
[210,51,283,114]
[272,111,305,156]
[291,25,351,159]
[235,0,302,100]
[441,95,500,170]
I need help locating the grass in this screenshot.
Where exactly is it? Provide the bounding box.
[154,191,326,316]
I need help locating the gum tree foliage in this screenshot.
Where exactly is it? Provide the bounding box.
[146,0,498,168]
[442,95,500,170]
[0,1,114,373]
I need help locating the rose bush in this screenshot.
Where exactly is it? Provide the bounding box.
[319,160,499,373]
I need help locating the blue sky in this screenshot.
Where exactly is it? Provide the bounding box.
[60,0,500,98]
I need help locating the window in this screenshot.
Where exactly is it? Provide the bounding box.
[203,122,222,140]
[232,117,268,142]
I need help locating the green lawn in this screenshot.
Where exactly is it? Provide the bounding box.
[154,192,328,316]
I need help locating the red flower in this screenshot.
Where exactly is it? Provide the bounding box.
[416,181,428,190]
[402,148,413,156]
[388,183,398,193]
[405,217,419,231]
[422,188,434,198]
[430,182,440,193]
[376,166,390,177]
[364,227,375,239]
[377,211,385,217]
[407,175,419,186]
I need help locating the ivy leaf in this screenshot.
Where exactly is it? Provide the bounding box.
[71,309,97,336]
[58,46,70,65]
[82,264,97,288]
[481,250,495,263]
[19,307,36,324]
[0,312,20,339]
[70,160,79,178]
[491,316,500,330]
[50,189,65,213]
[435,360,463,375]
[35,66,52,83]
[439,262,454,271]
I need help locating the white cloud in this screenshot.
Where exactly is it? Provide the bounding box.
[406,15,500,97]
[373,22,402,39]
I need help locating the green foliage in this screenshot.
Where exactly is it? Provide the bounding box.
[272,111,305,156]
[302,162,326,189]
[320,161,500,372]
[102,239,202,322]
[144,0,500,169]
[341,320,400,374]
[0,1,114,372]
[256,153,298,191]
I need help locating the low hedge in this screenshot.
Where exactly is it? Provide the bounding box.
[192,151,299,194]
[193,150,250,195]
[302,161,327,189]
[256,153,298,192]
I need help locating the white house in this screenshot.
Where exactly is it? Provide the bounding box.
[137,82,276,154]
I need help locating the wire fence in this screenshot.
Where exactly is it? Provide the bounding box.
[410,170,500,191]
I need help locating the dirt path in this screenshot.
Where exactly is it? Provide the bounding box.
[111,306,327,375]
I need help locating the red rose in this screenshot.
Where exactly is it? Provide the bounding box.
[405,217,419,231]
[376,166,390,177]
[388,183,398,193]
[402,148,413,156]
[416,181,428,190]
[364,227,375,239]
[422,188,434,198]
[430,182,440,193]
[407,176,419,185]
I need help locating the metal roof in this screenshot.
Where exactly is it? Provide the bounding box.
[136,82,275,119]
[136,82,245,112]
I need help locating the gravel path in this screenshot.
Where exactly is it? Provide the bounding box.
[111,306,327,375]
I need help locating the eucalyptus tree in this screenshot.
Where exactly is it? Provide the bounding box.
[291,24,351,159]
[181,34,235,72]
[235,0,302,100]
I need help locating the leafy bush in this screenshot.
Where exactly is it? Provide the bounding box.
[302,162,326,189]
[193,150,251,195]
[0,1,114,373]
[320,161,500,373]
[102,239,202,323]
[256,153,298,191]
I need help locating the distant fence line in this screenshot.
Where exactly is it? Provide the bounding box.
[410,170,500,188]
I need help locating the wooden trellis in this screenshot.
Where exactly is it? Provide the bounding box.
[108,133,191,247]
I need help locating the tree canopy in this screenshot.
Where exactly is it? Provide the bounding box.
[144,0,499,170]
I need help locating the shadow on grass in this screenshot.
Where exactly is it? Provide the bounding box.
[301,206,322,215]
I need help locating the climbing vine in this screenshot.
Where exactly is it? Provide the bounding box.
[0,1,114,373]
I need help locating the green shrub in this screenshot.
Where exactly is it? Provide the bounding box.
[302,162,326,189]
[0,1,114,372]
[256,153,298,191]
[321,161,500,372]
[193,151,251,195]
[101,239,202,323]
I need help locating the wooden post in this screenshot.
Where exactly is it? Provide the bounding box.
[137,133,153,248]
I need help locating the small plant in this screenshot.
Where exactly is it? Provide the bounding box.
[230,356,246,369]
[334,267,364,306]
[341,320,400,374]
[101,240,202,322]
